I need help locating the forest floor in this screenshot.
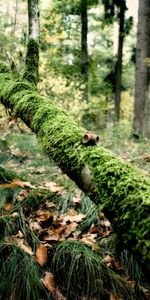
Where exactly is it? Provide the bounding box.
[0,104,150,299]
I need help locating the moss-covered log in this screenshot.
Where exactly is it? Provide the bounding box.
[0,63,150,268]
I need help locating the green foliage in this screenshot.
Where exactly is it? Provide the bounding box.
[0,245,47,300]
[52,240,135,299]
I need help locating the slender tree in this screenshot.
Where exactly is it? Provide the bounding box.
[114,0,126,121]
[133,0,150,138]
[102,0,129,121]
[81,0,88,102]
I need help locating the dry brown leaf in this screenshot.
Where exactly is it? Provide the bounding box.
[36,166,46,174]
[43,181,62,192]
[35,210,54,222]
[11,178,34,188]
[55,288,67,300]
[13,234,34,256]
[60,210,86,225]
[81,233,98,249]
[44,233,65,242]
[11,212,19,218]
[72,196,81,207]
[44,200,56,208]
[110,294,123,300]
[17,189,29,201]
[0,178,34,189]
[89,225,100,234]
[51,225,66,235]
[15,230,24,238]
[103,255,123,271]
[41,272,56,293]
[3,203,13,211]
[138,285,150,299]
[36,244,48,266]
[101,219,111,228]
[91,243,100,252]
[29,221,42,232]
[7,160,20,168]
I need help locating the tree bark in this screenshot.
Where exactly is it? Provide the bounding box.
[143,88,150,138]
[22,0,40,85]
[132,0,150,138]
[28,0,40,42]
[0,61,150,268]
[114,1,126,121]
[81,0,88,102]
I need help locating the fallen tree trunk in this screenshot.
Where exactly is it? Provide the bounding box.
[0,62,150,268]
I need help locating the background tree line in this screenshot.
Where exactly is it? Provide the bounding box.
[1,0,148,137]
[0,0,150,299]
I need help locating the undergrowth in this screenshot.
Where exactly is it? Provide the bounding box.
[0,109,150,299]
[0,163,149,299]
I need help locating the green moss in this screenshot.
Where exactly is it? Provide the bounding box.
[0,62,10,73]
[22,39,39,86]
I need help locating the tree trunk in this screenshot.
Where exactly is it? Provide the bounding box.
[143,88,150,138]
[22,0,40,85]
[11,0,19,36]
[114,1,125,121]
[0,60,150,268]
[132,0,150,138]
[81,0,88,102]
[28,0,40,42]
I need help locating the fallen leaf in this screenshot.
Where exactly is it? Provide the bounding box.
[43,181,62,192]
[81,233,99,250]
[35,210,54,222]
[60,210,86,225]
[11,212,19,218]
[72,196,81,207]
[44,200,56,209]
[55,288,67,299]
[35,166,46,174]
[110,294,123,300]
[29,221,42,232]
[13,234,34,256]
[3,203,13,211]
[11,178,34,188]
[89,225,100,234]
[0,178,34,189]
[44,233,65,242]
[103,255,123,271]
[101,219,111,228]
[15,230,24,238]
[17,189,29,201]
[41,272,56,293]
[36,244,48,266]
[7,160,20,168]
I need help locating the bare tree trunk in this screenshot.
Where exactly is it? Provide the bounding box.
[114,1,125,121]
[143,87,150,138]
[132,0,150,138]
[28,0,40,42]
[81,0,88,102]
[11,0,19,36]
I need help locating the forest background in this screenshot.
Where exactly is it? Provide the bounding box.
[0,0,150,299]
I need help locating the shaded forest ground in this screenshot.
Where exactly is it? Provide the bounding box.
[0,103,150,299]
